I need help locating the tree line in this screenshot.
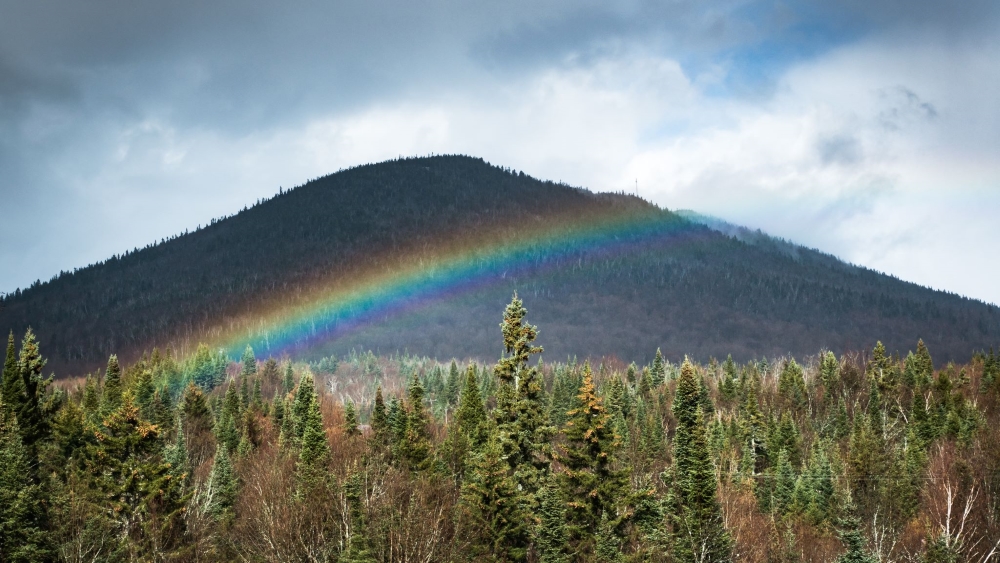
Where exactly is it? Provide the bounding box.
[2,294,1000,562]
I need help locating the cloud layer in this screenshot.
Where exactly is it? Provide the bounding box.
[2,0,998,304]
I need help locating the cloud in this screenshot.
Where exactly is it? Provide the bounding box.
[1,0,998,306]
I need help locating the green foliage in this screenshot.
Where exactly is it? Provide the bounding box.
[0,408,53,562]
[779,358,808,408]
[207,444,238,521]
[668,359,733,563]
[460,429,529,562]
[535,478,570,563]
[343,400,361,437]
[400,373,431,471]
[240,345,257,378]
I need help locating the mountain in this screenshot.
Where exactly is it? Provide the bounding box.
[2,155,998,375]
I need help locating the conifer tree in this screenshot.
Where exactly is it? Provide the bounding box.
[559,364,624,541]
[283,362,295,394]
[535,478,570,563]
[0,332,20,414]
[342,472,376,563]
[260,357,280,385]
[773,449,796,515]
[13,329,54,480]
[370,385,389,446]
[778,358,808,408]
[460,429,529,562]
[594,511,622,563]
[456,365,488,448]
[0,406,53,562]
[445,360,461,408]
[668,359,732,563]
[191,343,217,390]
[343,400,361,437]
[494,293,550,502]
[133,368,155,418]
[821,351,840,396]
[102,354,123,416]
[835,504,876,563]
[240,345,257,378]
[297,377,329,471]
[293,372,317,441]
[164,417,189,486]
[651,348,666,386]
[401,373,431,471]
[207,444,238,521]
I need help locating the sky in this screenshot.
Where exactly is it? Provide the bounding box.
[2,0,998,305]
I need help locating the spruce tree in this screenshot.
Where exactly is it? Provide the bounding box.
[535,478,570,563]
[370,385,389,446]
[207,444,238,521]
[293,372,317,441]
[0,332,21,414]
[342,472,376,563]
[401,373,431,471]
[778,358,808,408]
[460,429,529,562]
[445,359,461,408]
[651,348,666,386]
[0,407,53,562]
[102,354,123,416]
[343,400,361,437]
[835,504,876,563]
[240,345,257,378]
[668,359,733,563]
[594,511,623,563]
[13,329,54,481]
[559,364,624,541]
[456,365,488,448]
[297,376,330,480]
[283,362,295,394]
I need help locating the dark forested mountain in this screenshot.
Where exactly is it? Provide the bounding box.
[1,155,998,375]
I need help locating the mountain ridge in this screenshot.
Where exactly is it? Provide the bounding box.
[1,155,997,374]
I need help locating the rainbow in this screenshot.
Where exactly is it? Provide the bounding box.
[214,204,703,358]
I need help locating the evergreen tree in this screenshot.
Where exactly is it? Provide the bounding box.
[0,332,21,414]
[778,358,808,408]
[835,505,876,563]
[0,407,53,562]
[207,444,238,521]
[293,372,317,441]
[190,343,217,390]
[400,373,431,471]
[445,359,461,408]
[343,400,361,437]
[164,417,189,486]
[456,364,488,448]
[821,351,840,396]
[370,385,389,446]
[297,375,330,481]
[342,472,376,563]
[773,449,796,515]
[651,348,667,386]
[668,359,733,563]
[13,329,54,480]
[559,364,624,541]
[260,357,280,386]
[594,511,623,563]
[460,429,529,562]
[101,354,123,416]
[240,345,257,378]
[283,362,295,394]
[535,478,570,563]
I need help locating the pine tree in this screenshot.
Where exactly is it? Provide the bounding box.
[283,362,295,394]
[342,472,376,563]
[773,449,796,515]
[835,504,876,563]
[778,358,808,408]
[594,511,623,563]
[207,444,238,521]
[293,372,317,441]
[651,348,667,386]
[370,385,389,446]
[456,365,488,448]
[494,293,550,503]
[260,357,280,386]
[559,364,624,542]
[164,417,189,486]
[133,368,155,419]
[13,329,54,480]
[535,478,570,563]
[102,354,124,416]
[668,359,733,563]
[460,429,529,562]
[0,407,53,562]
[297,376,330,480]
[343,400,361,437]
[240,345,257,378]
[191,343,217,390]
[445,360,461,408]
[0,332,21,414]
[821,351,840,396]
[400,373,431,471]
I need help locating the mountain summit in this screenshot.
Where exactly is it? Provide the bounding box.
[2,155,997,374]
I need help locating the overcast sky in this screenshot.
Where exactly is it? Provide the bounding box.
[2,0,998,305]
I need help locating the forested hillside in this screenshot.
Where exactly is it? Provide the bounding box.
[2,296,1000,562]
[1,155,998,375]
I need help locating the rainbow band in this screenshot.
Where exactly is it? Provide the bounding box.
[214,204,699,358]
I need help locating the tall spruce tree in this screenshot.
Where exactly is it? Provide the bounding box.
[207,444,238,521]
[0,332,21,414]
[401,373,431,471]
[535,478,570,563]
[668,359,733,563]
[460,429,529,562]
[559,363,624,542]
[240,345,257,379]
[343,400,361,437]
[456,364,488,449]
[0,406,53,562]
[102,354,123,416]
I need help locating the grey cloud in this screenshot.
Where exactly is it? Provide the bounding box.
[817,134,862,166]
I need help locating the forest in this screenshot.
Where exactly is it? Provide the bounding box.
[2,294,1000,562]
[2,156,998,375]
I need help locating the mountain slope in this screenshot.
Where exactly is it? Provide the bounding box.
[2,155,997,374]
